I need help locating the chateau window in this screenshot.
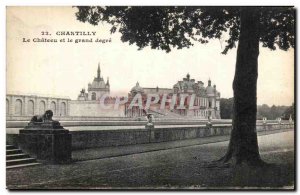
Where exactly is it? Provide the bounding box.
[209,101,212,108]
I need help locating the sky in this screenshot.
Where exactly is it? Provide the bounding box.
[6,6,294,106]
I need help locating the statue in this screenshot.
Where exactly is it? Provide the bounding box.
[147,114,153,124]
[144,109,154,129]
[26,110,62,129]
[78,88,87,100]
[289,114,293,124]
[262,117,267,124]
[145,114,154,129]
[20,110,71,164]
[30,110,54,123]
[277,117,282,124]
[206,115,212,128]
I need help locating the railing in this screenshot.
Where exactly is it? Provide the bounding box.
[6,91,71,100]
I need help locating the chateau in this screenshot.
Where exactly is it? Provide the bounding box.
[126,73,221,119]
[7,64,221,119]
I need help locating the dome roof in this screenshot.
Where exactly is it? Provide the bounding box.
[131,82,144,93]
[206,86,215,95]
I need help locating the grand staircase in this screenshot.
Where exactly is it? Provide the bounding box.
[147,109,182,118]
[6,145,41,169]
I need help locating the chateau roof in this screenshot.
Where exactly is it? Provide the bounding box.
[131,82,144,93]
[90,77,107,89]
[205,85,215,95]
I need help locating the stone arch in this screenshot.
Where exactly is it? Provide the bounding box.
[27,100,34,115]
[50,101,56,115]
[60,102,66,116]
[39,100,46,114]
[6,99,9,115]
[91,92,96,100]
[15,99,22,115]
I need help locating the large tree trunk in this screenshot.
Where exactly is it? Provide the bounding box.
[221,8,264,166]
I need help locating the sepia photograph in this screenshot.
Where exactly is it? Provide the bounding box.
[5,5,295,190]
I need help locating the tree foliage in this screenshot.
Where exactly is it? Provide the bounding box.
[282,103,295,120]
[76,6,294,53]
[220,99,291,120]
[256,104,290,120]
[220,98,234,119]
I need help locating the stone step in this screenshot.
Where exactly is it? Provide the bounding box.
[6,149,22,155]
[6,162,41,170]
[6,145,41,169]
[6,158,37,166]
[6,153,30,160]
[6,145,15,150]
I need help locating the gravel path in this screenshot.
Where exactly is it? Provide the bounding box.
[7,130,294,189]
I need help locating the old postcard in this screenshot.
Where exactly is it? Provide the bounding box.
[6,6,295,189]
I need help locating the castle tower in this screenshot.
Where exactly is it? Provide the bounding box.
[84,63,110,100]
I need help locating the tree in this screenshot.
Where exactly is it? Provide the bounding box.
[282,103,295,120]
[257,104,271,119]
[220,98,234,119]
[257,104,290,120]
[75,6,294,166]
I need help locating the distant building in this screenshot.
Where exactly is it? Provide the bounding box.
[78,63,110,101]
[126,73,221,119]
[72,63,124,117]
[6,64,221,119]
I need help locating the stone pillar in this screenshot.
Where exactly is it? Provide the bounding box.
[24,96,28,116]
[55,99,59,116]
[46,98,50,112]
[66,100,70,116]
[36,97,40,115]
[19,117,72,164]
[206,116,213,135]
[262,117,267,131]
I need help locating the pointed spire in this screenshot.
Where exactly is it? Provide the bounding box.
[186,73,190,81]
[97,63,101,79]
[208,78,211,86]
[106,77,110,86]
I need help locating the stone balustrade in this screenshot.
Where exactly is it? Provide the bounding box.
[70,123,294,150]
[7,122,294,151]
